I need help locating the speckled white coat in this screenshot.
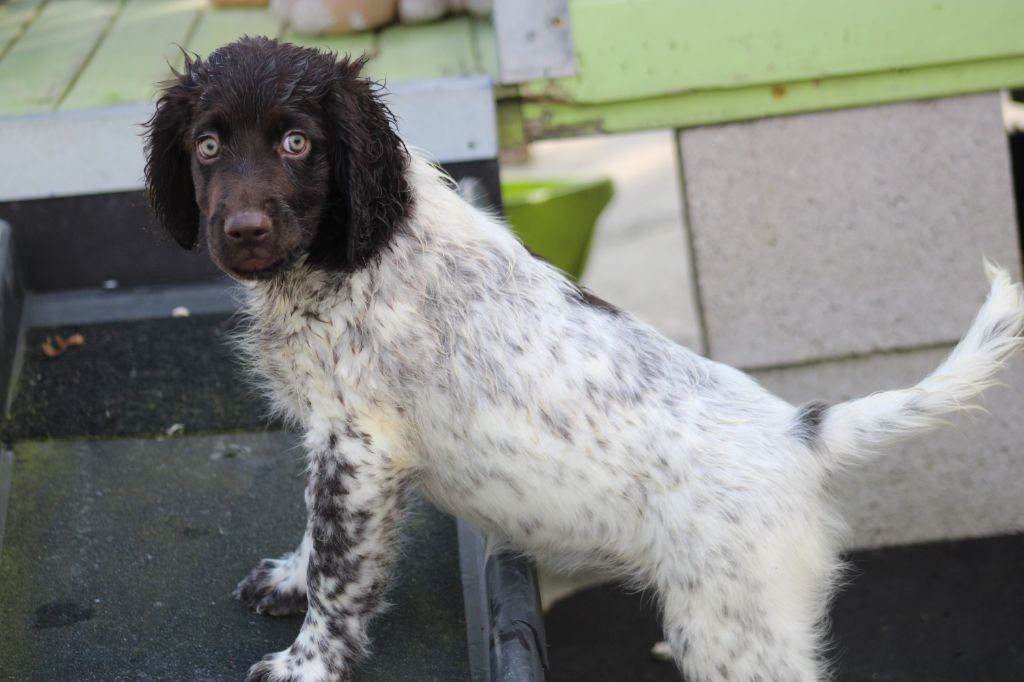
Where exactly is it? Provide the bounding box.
[235,154,1024,682]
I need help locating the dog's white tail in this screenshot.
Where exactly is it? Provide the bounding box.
[816,262,1024,468]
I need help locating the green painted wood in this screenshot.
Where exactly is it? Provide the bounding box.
[60,0,202,111]
[283,26,376,61]
[519,55,1024,141]
[521,0,1024,104]
[0,0,47,61]
[369,15,480,83]
[0,0,121,116]
[3,0,1023,137]
[183,6,283,60]
[469,16,499,81]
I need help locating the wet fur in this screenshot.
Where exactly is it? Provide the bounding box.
[145,38,1024,682]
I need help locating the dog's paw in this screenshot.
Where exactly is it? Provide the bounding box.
[245,658,286,682]
[235,557,308,616]
[246,650,345,682]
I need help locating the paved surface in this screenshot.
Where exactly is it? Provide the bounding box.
[0,433,469,681]
[544,533,1024,681]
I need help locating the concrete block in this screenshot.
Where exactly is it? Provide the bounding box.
[752,348,1024,549]
[679,93,1020,369]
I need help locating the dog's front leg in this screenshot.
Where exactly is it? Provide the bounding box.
[246,430,408,682]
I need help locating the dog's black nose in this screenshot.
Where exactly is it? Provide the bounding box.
[224,211,271,242]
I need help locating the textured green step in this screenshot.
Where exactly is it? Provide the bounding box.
[4,315,269,441]
[0,433,470,681]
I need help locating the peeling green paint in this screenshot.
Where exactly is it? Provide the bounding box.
[520,54,1024,140]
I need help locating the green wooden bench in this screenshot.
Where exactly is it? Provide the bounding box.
[2,0,1021,141]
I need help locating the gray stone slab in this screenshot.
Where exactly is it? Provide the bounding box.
[679,92,1021,369]
[752,348,1024,549]
[0,432,469,681]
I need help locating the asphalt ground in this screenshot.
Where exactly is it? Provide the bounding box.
[6,314,1022,681]
[545,533,1024,681]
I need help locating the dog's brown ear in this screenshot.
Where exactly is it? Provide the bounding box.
[313,56,412,271]
[144,58,201,250]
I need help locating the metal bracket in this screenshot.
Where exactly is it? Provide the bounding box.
[458,519,548,681]
[493,0,576,83]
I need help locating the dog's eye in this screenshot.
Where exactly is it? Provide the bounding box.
[282,132,309,156]
[196,136,220,160]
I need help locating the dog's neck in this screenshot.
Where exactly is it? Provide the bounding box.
[243,260,356,322]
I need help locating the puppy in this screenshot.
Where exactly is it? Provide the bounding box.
[144,37,1024,682]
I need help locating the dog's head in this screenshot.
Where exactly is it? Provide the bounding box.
[144,37,411,280]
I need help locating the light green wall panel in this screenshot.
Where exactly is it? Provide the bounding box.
[60,0,202,111]
[522,0,1024,104]
[520,55,1024,140]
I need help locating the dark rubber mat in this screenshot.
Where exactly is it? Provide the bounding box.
[544,534,1024,681]
[5,314,276,440]
[0,432,469,682]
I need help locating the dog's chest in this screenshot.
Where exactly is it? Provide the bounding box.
[246,284,379,427]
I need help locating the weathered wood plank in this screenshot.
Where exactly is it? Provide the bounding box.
[369,15,480,83]
[519,55,1024,141]
[283,26,376,61]
[184,6,283,59]
[0,0,121,116]
[469,16,498,82]
[60,0,202,111]
[522,0,1024,104]
[0,0,48,60]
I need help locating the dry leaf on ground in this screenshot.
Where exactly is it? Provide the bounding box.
[41,334,86,359]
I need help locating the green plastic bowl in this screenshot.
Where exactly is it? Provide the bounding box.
[502,178,614,280]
